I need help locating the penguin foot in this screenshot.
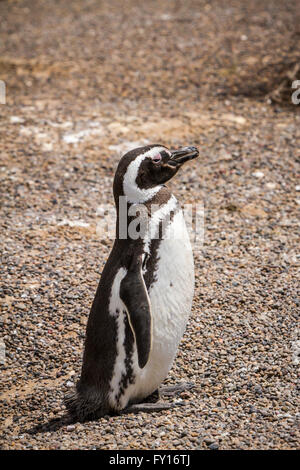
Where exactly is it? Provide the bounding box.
[142,381,195,403]
[145,388,160,402]
[159,381,195,397]
[120,401,184,414]
[119,382,194,415]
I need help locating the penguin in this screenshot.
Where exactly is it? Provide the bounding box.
[65,144,199,421]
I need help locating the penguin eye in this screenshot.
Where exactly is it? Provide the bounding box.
[151,153,162,164]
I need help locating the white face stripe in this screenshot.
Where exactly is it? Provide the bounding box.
[122,146,170,203]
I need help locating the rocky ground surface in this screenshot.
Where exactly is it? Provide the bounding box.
[0,0,299,450]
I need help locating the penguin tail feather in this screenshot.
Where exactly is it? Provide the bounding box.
[64,387,109,422]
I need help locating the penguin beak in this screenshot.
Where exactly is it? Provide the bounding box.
[169,146,199,166]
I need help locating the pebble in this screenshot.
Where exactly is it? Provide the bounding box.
[252,171,264,179]
[0,339,6,365]
[208,442,219,450]
[66,425,75,432]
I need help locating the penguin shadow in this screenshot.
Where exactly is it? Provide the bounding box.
[24,413,75,435]
[24,407,116,434]
[25,382,195,435]
[24,409,112,435]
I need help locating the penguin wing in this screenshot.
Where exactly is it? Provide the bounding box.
[120,254,152,369]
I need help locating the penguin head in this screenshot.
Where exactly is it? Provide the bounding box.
[113,144,199,204]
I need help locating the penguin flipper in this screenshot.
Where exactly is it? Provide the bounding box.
[120,254,152,369]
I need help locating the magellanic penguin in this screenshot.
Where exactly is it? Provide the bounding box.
[65,144,199,421]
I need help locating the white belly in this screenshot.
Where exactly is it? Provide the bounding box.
[108,209,194,409]
[130,210,194,401]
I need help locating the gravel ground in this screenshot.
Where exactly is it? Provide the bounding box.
[0,0,299,450]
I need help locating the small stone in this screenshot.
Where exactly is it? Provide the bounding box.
[203,436,215,444]
[252,171,264,179]
[0,339,6,365]
[10,116,25,124]
[66,425,75,432]
[221,113,247,125]
[17,302,27,310]
[266,182,276,190]
[208,442,219,450]
[254,385,263,395]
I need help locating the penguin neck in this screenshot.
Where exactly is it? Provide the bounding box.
[123,179,163,205]
[115,186,174,241]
